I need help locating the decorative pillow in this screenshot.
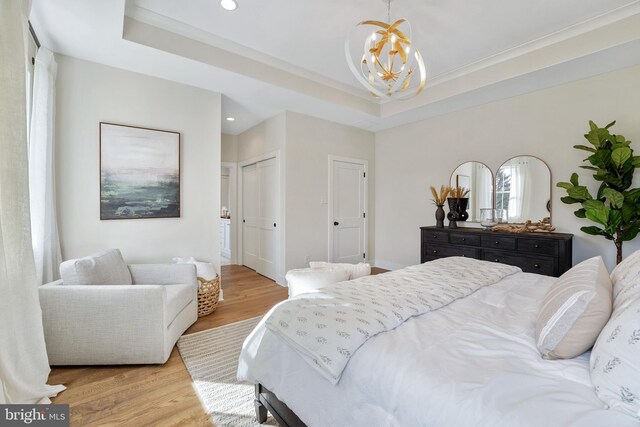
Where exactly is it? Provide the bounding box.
[173,256,217,280]
[285,268,351,298]
[590,296,640,420]
[610,249,640,309]
[536,256,612,359]
[60,249,132,286]
[308,262,371,280]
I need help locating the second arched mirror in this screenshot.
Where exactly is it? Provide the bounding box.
[495,156,551,224]
[450,161,494,222]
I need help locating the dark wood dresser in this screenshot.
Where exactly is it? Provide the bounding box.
[420,226,573,277]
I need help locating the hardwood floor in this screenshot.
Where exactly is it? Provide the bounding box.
[48,264,386,426]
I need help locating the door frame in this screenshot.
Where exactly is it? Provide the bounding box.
[328,155,369,264]
[237,150,284,284]
[221,161,238,264]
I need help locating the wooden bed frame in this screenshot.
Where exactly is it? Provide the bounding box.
[255,383,307,427]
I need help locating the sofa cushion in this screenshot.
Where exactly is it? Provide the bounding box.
[536,256,612,359]
[165,284,195,324]
[60,249,132,286]
[308,262,371,280]
[286,268,351,298]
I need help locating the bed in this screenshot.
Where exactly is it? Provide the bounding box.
[237,257,638,426]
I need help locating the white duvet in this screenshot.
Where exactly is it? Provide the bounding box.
[238,272,638,427]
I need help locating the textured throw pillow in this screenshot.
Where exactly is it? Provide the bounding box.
[308,262,371,280]
[60,249,132,286]
[590,296,640,420]
[610,249,640,309]
[286,268,351,298]
[536,256,613,359]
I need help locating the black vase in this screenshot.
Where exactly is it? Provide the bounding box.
[457,197,469,222]
[435,205,445,228]
[446,198,459,229]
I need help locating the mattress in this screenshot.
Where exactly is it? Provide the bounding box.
[238,272,637,426]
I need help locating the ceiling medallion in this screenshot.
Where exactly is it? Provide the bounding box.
[345,0,426,100]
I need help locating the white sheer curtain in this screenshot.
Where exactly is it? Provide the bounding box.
[510,161,531,223]
[29,47,62,285]
[0,0,65,403]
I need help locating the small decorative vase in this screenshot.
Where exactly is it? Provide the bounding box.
[457,197,469,222]
[435,205,445,228]
[446,198,459,229]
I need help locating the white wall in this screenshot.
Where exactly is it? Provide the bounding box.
[221,133,238,163]
[375,64,640,271]
[55,55,222,267]
[285,111,375,271]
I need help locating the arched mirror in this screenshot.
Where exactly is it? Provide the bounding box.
[495,156,551,224]
[450,161,494,222]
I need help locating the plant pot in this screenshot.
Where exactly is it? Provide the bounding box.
[457,197,469,221]
[435,205,445,228]
[446,198,459,229]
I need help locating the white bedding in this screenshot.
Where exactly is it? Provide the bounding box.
[238,271,638,426]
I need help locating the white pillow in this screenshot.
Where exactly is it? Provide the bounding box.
[536,256,612,359]
[610,249,640,309]
[286,268,351,298]
[308,262,371,280]
[590,296,640,420]
[60,249,132,286]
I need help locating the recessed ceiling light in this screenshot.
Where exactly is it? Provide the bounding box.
[226,117,236,121]
[220,0,237,11]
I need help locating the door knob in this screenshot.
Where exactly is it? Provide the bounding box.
[243,219,246,223]
[334,221,339,226]
[273,223,276,227]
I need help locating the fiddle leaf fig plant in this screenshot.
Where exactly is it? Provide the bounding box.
[557,120,640,264]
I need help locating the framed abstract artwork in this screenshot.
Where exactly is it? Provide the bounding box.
[100,122,180,220]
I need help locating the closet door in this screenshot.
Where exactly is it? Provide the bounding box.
[256,157,278,281]
[242,163,258,270]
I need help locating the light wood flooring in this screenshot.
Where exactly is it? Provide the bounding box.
[48,265,385,426]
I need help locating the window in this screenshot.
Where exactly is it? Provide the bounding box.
[495,167,511,213]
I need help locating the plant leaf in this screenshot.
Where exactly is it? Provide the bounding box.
[612,147,632,168]
[603,188,624,208]
[574,208,586,218]
[556,182,573,190]
[573,144,597,153]
[568,186,592,201]
[570,173,579,186]
[561,196,580,204]
[579,165,599,171]
[621,224,640,241]
[581,226,605,236]
[605,120,616,129]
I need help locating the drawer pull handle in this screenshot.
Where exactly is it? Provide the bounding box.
[494,258,500,262]
[534,244,540,249]
[432,235,438,239]
[432,250,438,254]
[495,241,500,245]
[461,254,466,257]
[462,238,466,241]
[534,264,540,269]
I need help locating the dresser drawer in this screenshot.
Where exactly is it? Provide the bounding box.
[426,243,480,258]
[483,250,556,276]
[517,238,559,256]
[422,229,449,243]
[449,233,481,246]
[481,235,516,250]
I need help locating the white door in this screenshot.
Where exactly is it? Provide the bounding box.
[331,159,366,264]
[242,163,258,270]
[257,157,278,280]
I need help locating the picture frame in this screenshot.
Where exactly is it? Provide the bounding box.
[99,122,181,220]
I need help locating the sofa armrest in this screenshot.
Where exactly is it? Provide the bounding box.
[128,264,197,286]
[39,283,169,364]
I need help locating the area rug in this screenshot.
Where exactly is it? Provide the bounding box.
[177,317,276,427]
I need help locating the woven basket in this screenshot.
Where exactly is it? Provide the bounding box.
[197,275,221,317]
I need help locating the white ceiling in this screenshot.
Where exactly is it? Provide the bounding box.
[30,0,640,134]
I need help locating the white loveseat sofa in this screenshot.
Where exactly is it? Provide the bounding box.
[39,251,198,365]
